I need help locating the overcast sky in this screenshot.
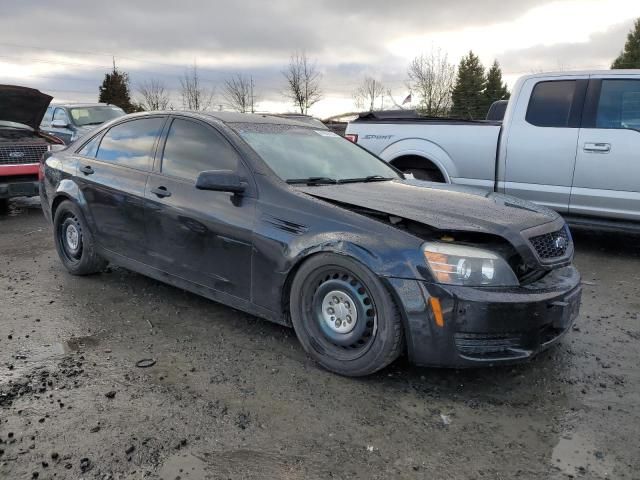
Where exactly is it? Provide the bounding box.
[1,0,639,118]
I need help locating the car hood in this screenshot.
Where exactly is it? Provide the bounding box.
[297,179,560,236]
[0,85,53,130]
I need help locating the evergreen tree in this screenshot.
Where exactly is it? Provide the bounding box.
[450,51,486,119]
[483,60,510,116]
[612,18,640,69]
[98,62,137,113]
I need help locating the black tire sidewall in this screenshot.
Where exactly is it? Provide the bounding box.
[290,253,403,376]
[53,200,105,275]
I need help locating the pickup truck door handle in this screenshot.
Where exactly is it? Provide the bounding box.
[150,186,171,198]
[79,165,94,175]
[583,142,611,153]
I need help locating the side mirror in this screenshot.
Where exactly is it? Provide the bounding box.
[51,119,69,128]
[195,170,247,194]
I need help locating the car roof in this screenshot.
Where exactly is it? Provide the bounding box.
[118,110,318,128]
[50,103,122,109]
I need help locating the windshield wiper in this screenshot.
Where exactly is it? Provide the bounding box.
[337,175,395,184]
[286,177,338,186]
[81,122,104,126]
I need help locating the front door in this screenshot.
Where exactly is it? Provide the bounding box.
[75,116,166,262]
[144,117,255,300]
[571,77,640,221]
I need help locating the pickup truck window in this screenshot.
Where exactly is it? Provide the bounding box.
[526,80,576,128]
[596,80,640,131]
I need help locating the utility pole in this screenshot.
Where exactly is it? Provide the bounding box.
[250,76,255,113]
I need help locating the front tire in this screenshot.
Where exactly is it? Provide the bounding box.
[290,253,403,376]
[53,200,107,275]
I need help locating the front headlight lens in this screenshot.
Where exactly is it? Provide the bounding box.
[422,242,519,287]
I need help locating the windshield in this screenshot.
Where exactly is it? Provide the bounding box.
[69,106,125,127]
[232,123,400,183]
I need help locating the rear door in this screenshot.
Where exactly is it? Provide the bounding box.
[502,76,588,212]
[75,116,166,262]
[144,116,255,300]
[570,76,640,221]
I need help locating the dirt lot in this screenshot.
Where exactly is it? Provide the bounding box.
[1,197,639,480]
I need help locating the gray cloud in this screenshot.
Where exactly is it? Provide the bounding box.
[0,1,635,114]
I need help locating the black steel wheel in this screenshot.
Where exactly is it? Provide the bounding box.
[53,200,106,275]
[290,253,403,376]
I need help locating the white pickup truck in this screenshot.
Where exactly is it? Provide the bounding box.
[345,70,640,230]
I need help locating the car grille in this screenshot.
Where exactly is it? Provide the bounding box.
[528,225,571,260]
[0,143,48,165]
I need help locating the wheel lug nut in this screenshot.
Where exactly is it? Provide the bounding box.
[327,307,334,314]
[335,319,342,327]
[346,315,352,323]
[330,316,335,321]
[344,302,350,308]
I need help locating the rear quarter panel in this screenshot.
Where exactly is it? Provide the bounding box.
[346,122,500,189]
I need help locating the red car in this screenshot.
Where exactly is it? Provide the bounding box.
[0,85,64,211]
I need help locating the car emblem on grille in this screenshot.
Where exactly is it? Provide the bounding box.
[554,236,567,250]
[9,151,25,158]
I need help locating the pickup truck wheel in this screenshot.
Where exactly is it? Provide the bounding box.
[404,168,443,182]
[53,200,107,275]
[0,199,8,214]
[290,253,403,377]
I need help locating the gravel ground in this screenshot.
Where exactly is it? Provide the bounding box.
[1,197,639,480]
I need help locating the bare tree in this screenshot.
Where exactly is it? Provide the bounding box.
[353,76,385,111]
[223,74,257,113]
[407,48,456,116]
[282,52,323,114]
[180,61,215,111]
[137,79,170,111]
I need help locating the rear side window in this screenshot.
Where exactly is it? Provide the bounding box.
[95,117,165,171]
[161,118,239,180]
[596,79,640,130]
[526,80,576,127]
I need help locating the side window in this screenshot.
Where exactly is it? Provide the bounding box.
[53,108,69,125]
[161,118,239,180]
[77,135,101,158]
[95,117,165,171]
[596,80,640,130]
[526,80,576,127]
[42,107,53,127]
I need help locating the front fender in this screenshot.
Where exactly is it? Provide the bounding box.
[380,138,456,181]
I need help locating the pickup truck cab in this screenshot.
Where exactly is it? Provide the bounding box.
[346,70,640,230]
[40,103,125,145]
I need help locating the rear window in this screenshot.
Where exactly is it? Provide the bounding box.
[526,80,576,128]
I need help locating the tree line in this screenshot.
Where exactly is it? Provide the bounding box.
[98,17,640,119]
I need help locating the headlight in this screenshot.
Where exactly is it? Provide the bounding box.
[422,242,519,287]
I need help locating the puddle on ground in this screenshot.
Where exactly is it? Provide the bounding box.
[157,453,209,479]
[552,431,614,478]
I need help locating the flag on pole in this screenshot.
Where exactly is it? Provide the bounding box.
[402,93,412,105]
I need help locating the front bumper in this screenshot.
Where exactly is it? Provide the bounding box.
[386,266,582,367]
[0,164,40,199]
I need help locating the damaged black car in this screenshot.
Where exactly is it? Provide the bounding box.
[40,112,582,376]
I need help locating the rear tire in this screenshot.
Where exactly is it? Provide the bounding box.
[53,200,107,275]
[290,253,403,376]
[0,198,8,214]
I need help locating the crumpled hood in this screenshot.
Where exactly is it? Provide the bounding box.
[0,85,52,130]
[298,179,560,236]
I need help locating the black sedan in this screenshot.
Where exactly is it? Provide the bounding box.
[40,112,582,376]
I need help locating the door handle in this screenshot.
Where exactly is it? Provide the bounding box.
[583,142,611,153]
[80,165,94,175]
[151,186,171,198]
